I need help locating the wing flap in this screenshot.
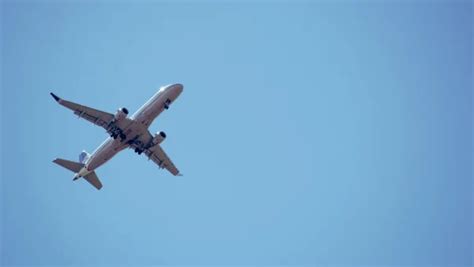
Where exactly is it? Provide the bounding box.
[145,144,180,176]
[50,92,133,134]
[59,98,114,128]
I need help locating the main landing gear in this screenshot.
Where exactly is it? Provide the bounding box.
[110,131,126,141]
[134,148,144,155]
[128,136,144,155]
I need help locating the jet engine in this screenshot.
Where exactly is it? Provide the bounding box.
[114,107,129,121]
[153,131,167,145]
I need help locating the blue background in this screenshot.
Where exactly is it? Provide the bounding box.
[1,1,472,266]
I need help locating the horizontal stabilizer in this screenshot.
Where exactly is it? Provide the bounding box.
[83,171,103,190]
[50,92,61,102]
[53,158,84,173]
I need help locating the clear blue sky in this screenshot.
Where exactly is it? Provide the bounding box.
[1,1,472,266]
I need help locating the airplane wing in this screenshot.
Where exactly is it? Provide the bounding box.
[144,144,180,176]
[50,92,132,133]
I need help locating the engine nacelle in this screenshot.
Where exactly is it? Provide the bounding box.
[153,131,166,145]
[114,107,129,121]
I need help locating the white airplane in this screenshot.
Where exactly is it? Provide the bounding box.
[51,83,184,190]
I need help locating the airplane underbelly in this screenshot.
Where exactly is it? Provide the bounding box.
[86,138,127,171]
[130,84,182,127]
[133,101,162,125]
[134,90,178,125]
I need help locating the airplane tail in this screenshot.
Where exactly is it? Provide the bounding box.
[53,158,103,190]
[79,150,91,164]
[82,171,103,190]
[53,158,84,172]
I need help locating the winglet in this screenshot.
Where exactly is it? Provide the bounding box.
[50,92,61,102]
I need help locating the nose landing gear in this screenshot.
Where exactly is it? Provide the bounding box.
[164,99,171,110]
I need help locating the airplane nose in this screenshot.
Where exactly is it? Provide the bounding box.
[172,83,183,94]
[160,83,183,95]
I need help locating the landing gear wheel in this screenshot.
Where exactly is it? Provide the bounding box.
[164,99,171,110]
[110,128,122,139]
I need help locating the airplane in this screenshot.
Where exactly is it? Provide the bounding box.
[50,83,184,190]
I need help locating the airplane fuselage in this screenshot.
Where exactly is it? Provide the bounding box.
[74,83,183,179]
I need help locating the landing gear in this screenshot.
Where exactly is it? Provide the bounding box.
[109,127,126,141]
[164,99,171,110]
[130,137,145,155]
[110,125,121,140]
[111,132,126,141]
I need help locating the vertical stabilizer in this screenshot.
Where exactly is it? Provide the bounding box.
[53,157,103,190]
[79,151,91,164]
